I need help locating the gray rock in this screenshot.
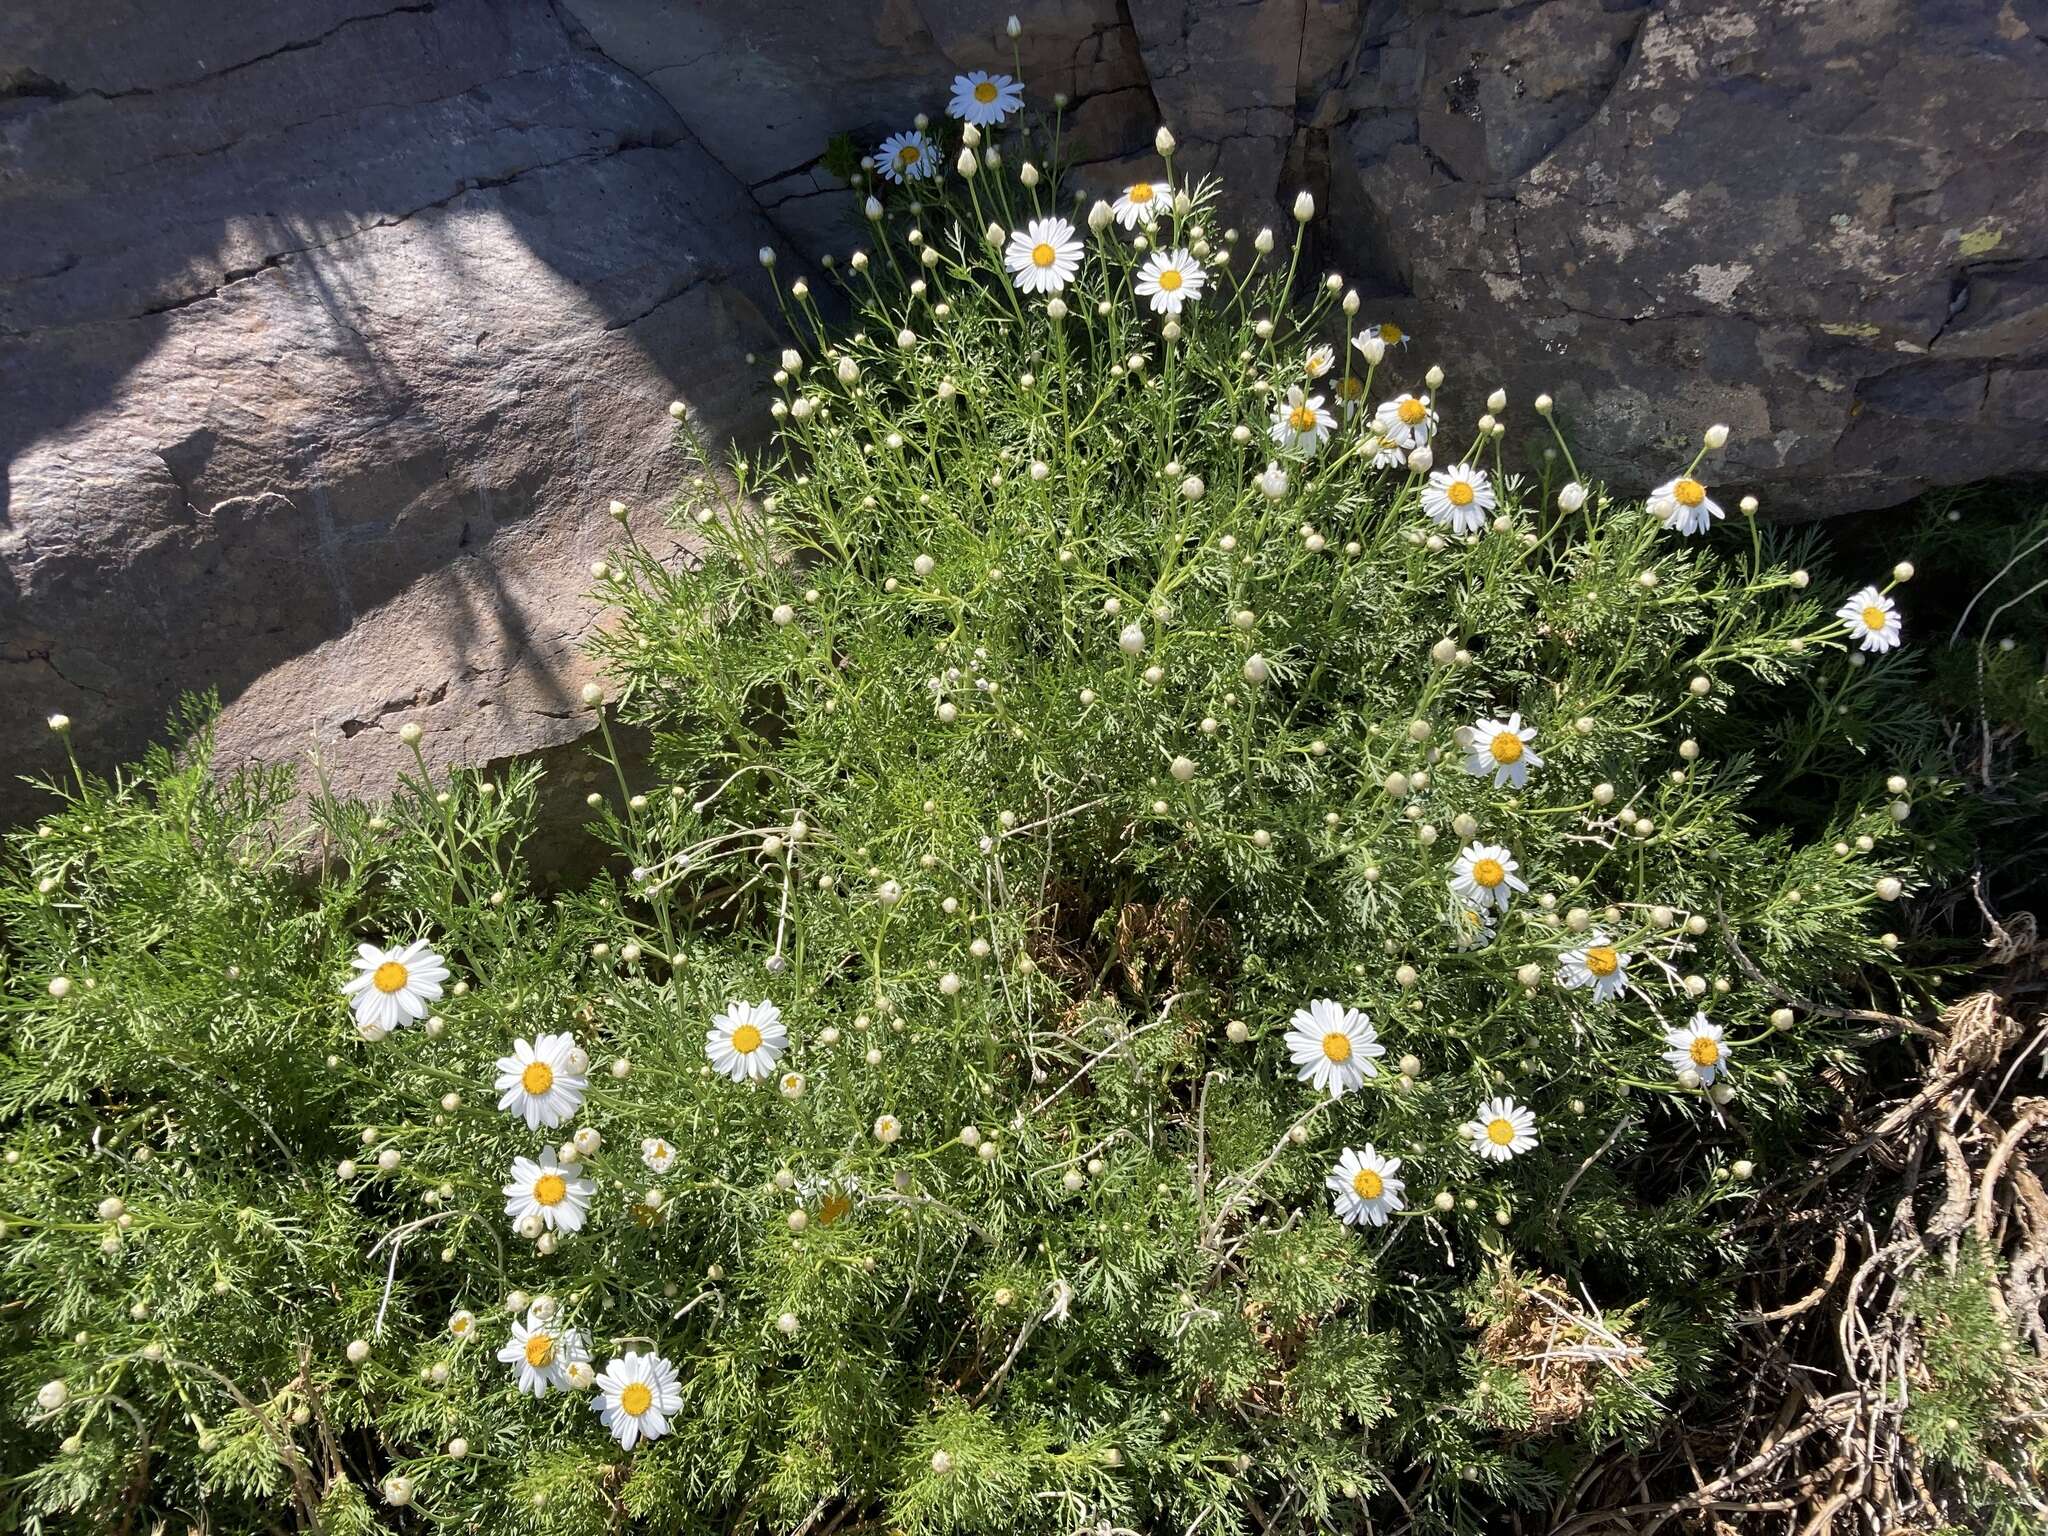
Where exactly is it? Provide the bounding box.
[1315,0,2048,512]
[1,0,781,825]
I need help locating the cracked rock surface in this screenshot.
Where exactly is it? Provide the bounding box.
[0,0,780,825]
[5,0,2045,824]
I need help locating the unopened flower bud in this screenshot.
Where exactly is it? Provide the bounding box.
[1155,125,1176,156]
[1292,190,1315,222]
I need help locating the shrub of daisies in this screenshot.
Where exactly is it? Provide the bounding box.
[2,44,1944,1536]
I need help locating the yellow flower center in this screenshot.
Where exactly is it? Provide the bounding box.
[521,1061,554,1095]
[1862,605,1887,631]
[1674,477,1706,507]
[1289,405,1318,432]
[524,1332,554,1367]
[1489,731,1523,764]
[1472,857,1505,889]
[1380,323,1404,344]
[1447,479,1475,507]
[1338,376,1363,399]
[818,1192,853,1225]
[1157,267,1183,292]
[1322,1030,1353,1063]
[1486,1117,1517,1146]
[1129,182,1154,204]
[1397,398,1426,426]
[730,1023,763,1054]
[1032,242,1056,268]
[898,144,921,166]
[619,1381,654,1416]
[974,80,999,104]
[372,961,409,994]
[1690,1036,1721,1066]
[1584,946,1619,977]
[534,1173,567,1207]
[1351,1167,1384,1200]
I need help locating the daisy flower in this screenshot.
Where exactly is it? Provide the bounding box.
[1421,464,1496,536]
[1111,180,1163,229]
[641,1137,677,1175]
[1449,904,1497,951]
[872,130,938,184]
[1664,1013,1731,1086]
[1451,842,1527,913]
[948,70,1023,127]
[1651,475,1723,537]
[1461,712,1542,789]
[1268,386,1336,457]
[1463,1096,1538,1162]
[1304,345,1335,380]
[1557,932,1631,1003]
[592,1351,683,1450]
[448,1308,477,1341]
[497,1310,587,1397]
[1362,429,1407,468]
[1836,586,1901,653]
[494,1031,587,1131]
[1134,248,1204,315]
[1284,998,1385,1098]
[1004,216,1082,295]
[707,999,787,1082]
[1360,320,1408,349]
[1333,373,1368,420]
[799,1173,860,1226]
[502,1153,595,1234]
[1327,1145,1406,1227]
[1374,392,1435,449]
[342,939,448,1035]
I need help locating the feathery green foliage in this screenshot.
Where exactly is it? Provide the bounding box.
[0,107,1980,1536]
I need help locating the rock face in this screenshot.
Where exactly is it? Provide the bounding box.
[1317,0,2048,513]
[5,0,2044,824]
[0,0,781,826]
[571,0,2048,513]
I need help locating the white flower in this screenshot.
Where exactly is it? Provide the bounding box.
[1303,344,1335,379]
[873,130,938,184]
[1652,476,1723,537]
[1836,586,1901,653]
[641,1136,677,1174]
[1111,180,1163,229]
[591,1350,682,1450]
[502,1153,595,1234]
[1374,391,1435,449]
[1257,461,1289,500]
[493,1032,587,1131]
[1463,1097,1538,1161]
[1460,712,1541,789]
[707,999,787,1082]
[1268,386,1336,457]
[1329,372,1370,421]
[1327,1146,1406,1226]
[449,1308,477,1341]
[1421,464,1496,536]
[1450,842,1527,913]
[1557,933,1631,1003]
[949,70,1024,126]
[1364,319,1409,350]
[341,940,448,1035]
[1134,248,1205,315]
[496,1311,587,1397]
[1284,998,1384,1098]
[1664,1013,1731,1086]
[1448,904,1497,952]
[1004,216,1082,294]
